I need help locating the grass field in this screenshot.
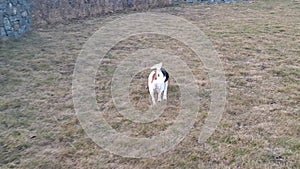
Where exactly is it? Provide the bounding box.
[1,0,299,168]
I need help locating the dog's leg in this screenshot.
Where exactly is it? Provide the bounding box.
[163,81,168,101]
[158,90,162,102]
[150,89,156,105]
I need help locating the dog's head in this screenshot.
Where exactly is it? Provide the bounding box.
[150,62,165,83]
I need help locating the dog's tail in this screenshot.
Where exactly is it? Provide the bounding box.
[150,62,162,70]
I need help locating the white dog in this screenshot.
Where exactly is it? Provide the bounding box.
[148,63,169,105]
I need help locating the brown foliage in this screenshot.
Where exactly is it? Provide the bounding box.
[32,0,173,25]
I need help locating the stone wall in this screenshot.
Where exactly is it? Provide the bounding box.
[0,0,31,39]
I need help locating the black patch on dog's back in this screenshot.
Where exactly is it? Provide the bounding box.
[161,67,169,82]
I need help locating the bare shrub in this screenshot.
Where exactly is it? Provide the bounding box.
[32,0,174,26]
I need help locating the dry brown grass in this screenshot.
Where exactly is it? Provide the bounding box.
[1,0,299,168]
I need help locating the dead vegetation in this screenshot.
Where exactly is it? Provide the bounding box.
[32,0,174,25]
